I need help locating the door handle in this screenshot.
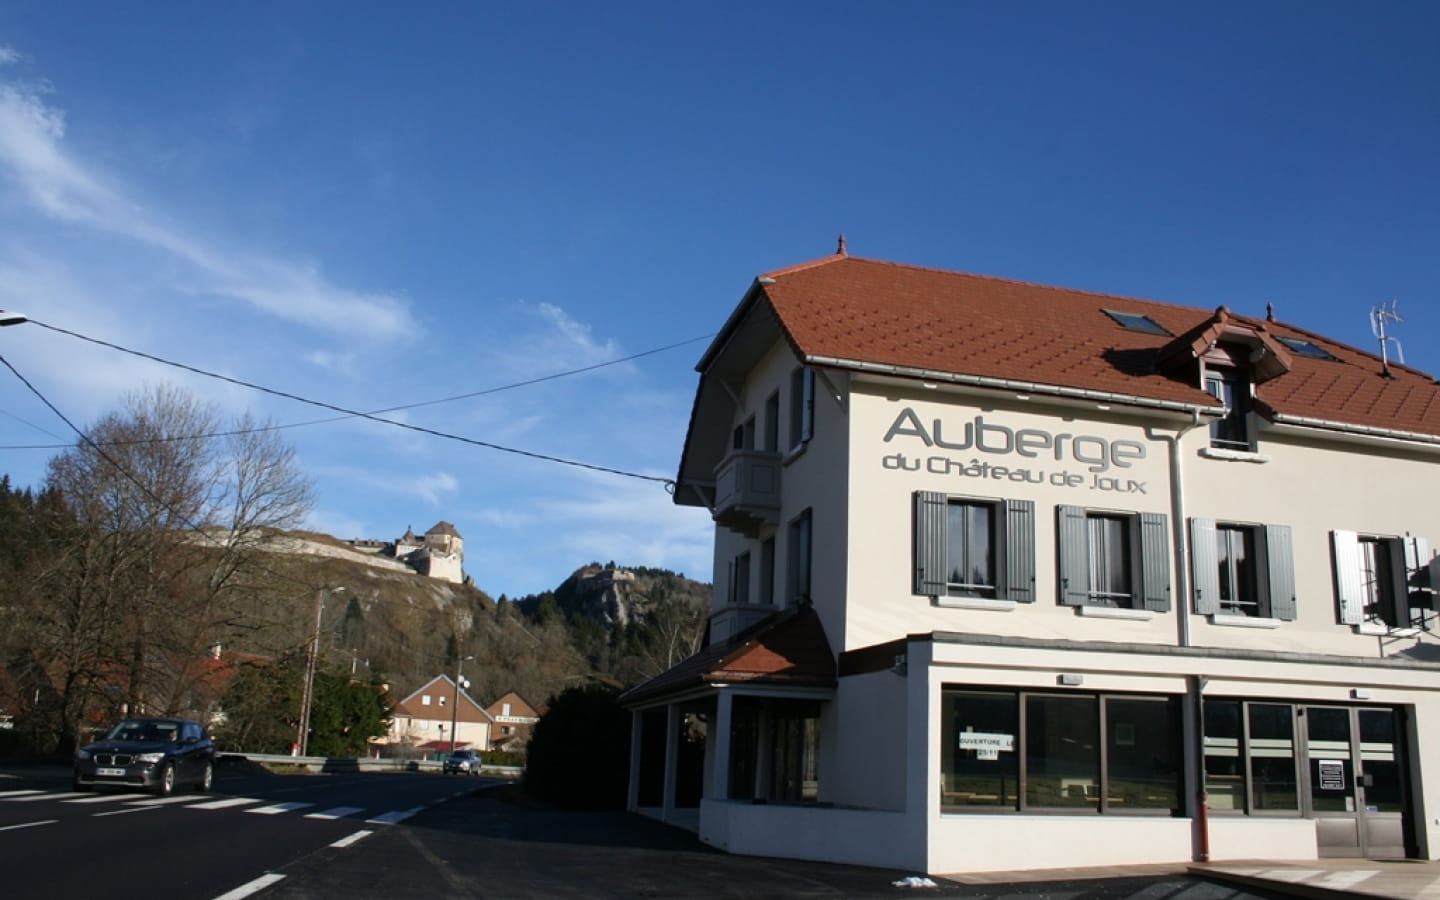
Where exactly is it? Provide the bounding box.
[1356,773,1375,788]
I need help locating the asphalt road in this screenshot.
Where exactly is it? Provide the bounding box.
[0,763,1291,900]
[0,761,489,900]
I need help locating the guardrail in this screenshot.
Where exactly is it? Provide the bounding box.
[219,751,522,778]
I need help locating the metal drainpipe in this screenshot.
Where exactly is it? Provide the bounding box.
[1145,412,1209,861]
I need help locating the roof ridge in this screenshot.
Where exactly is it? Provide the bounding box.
[769,255,1236,315]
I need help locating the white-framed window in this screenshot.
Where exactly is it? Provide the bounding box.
[788,368,815,451]
[1205,368,1252,450]
[422,695,432,706]
[914,492,1035,603]
[1191,520,1296,620]
[787,509,812,606]
[1058,505,1170,611]
[1332,531,1433,630]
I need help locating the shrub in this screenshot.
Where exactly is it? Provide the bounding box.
[523,685,629,809]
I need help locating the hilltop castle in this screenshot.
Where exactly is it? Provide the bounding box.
[346,521,465,584]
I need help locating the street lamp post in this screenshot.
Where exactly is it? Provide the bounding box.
[449,655,474,753]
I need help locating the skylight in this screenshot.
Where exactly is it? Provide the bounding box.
[1276,336,1338,361]
[1103,309,1171,336]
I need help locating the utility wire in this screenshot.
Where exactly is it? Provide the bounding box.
[1,331,713,451]
[25,320,703,486]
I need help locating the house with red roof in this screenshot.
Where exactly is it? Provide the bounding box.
[623,247,1440,874]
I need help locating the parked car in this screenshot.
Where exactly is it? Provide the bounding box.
[73,716,215,795]
[442,749,483,775]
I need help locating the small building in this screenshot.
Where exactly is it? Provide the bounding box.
[485,691,541,753]
[624,250,1440,874]
[388,674,493,754]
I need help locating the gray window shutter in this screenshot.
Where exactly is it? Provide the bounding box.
[1140,512,1171,612]
[1057,505,1090,606]
[1190,518,1219,616]
[801,369,815,443]
[1405,536,1435,629]
[1332,530,1363,624]
[1004,499,1035,603]
[914,491,947,596]
[1264,524,1297,621]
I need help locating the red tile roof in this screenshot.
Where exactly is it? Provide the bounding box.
[621,605,837,706]
[753,254,1440,439]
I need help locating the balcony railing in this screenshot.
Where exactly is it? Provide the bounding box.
[713,449,781,535]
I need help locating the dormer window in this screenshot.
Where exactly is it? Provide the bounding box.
[1205,367,1251,450]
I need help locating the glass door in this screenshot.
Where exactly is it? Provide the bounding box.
[1305,706,1409,858]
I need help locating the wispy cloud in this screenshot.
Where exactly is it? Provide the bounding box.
[0,70,411,341]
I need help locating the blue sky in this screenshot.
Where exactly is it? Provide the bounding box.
[0,2,1436,600]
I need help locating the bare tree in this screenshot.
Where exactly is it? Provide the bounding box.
[16,383,312,748]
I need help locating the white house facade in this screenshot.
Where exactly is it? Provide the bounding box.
[622,250,1440,875]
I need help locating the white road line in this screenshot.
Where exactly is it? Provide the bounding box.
[126,795,203,806]
[364,806,423,825]
[94,806,162,818]
[0,819,58,832]
[246,802,315,815]
[186,797,263,810]
[8,792,88,802]
[329,829,373,848]
[210,872,286,900]
[65,792,149,804]
[0,789,43,798]
[305,806,365,820]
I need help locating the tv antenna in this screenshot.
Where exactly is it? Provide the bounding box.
[1370,302,1405,377]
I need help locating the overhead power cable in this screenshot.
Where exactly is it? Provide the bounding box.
[26,319,690,486]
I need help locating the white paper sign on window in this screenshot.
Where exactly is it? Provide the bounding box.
[958,732,1015,760]
[1318,760,1347,791]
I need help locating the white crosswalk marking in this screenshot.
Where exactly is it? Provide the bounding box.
[0,819,57,832]
[65,792,148,804]
[126,795,202,806]
[0,789,43,798]
[246,802,315,815]
[185,797,263,810]
[306,806,365,820]
[365,806,423,825]
[9,792,87,802]
[330,829,372,848]
[212,873,285,900]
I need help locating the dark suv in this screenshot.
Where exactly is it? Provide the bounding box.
[73,717,215,795]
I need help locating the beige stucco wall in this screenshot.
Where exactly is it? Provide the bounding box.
[844,382,1180,651]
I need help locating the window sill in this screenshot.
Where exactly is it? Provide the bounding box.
[1209,614,1282,629]
[1355,622,1420,637]
[936,597,1017,612]
[1198,447,1271,464]
[1077,606,1155,621]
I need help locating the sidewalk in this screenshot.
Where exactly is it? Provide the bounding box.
[1193,859,1440,900]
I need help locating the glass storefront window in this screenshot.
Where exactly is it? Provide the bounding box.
[1248,703,1298,812]
[1107,698,1179,810]
[1203,700,1244,811]
[941,691,1018,809]
[940,687,1179,815]
[1027,695,1099,808]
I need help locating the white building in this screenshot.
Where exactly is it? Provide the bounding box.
[623,249,1440,874]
